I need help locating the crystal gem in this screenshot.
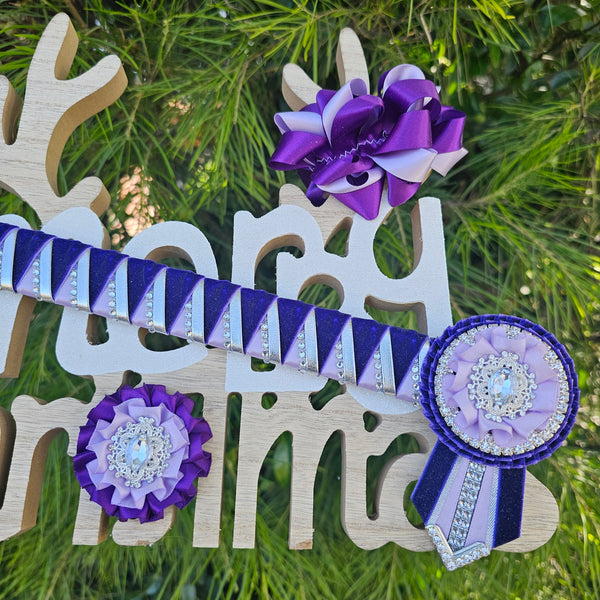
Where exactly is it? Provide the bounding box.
[488,367,517,406]
[107,416,172,487]
[125,434,153,471]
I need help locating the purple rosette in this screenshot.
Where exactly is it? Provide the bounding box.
[420,314,578,468]
[269,64,467,220]
[74,384,212,522]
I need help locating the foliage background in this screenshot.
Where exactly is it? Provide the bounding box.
[0,0,598,598]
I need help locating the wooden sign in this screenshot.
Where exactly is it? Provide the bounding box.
[0,13,568,564]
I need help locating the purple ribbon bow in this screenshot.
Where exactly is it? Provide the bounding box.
[270,64,467,219]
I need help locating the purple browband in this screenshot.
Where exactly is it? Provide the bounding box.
[0,222,428,402]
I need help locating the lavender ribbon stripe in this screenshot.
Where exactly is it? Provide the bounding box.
[270,64,467,220]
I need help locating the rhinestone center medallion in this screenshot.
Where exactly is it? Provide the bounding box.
[488,367,517,406]
[107,416,172,488]
[469,352,536,422]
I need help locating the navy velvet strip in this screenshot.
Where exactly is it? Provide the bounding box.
[88,247,126,309]
[127,257,165,317]
[277,297,313,362]
[411,441,458,523]
[13,229,49,287]
[0,222,17,243]
[314,307,350,370]
[203,278,239,340]
[493,467,525,547]
[351,319,387,381]
[240,288,273,351]
[164,269,202,333]
[390,326,428,393]
[50,237,89,297]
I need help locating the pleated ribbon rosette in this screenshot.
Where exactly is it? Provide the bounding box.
[412,315,578,569]
[74,384,212,522]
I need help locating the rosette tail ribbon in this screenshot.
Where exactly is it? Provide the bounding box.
[411,444,525,569]
[0,224,578,567]
[412,315,578,569]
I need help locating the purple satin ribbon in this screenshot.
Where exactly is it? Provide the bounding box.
[270,64,467,219]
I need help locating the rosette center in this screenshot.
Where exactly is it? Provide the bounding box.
[488,367,517,406]
[108,416,172,488]
[125,434,152,470]
[469,352,534,423]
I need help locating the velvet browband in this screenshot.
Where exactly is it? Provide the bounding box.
[0,222,428,402]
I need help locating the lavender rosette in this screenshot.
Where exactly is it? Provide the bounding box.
[74,384,212,522]
[420,314,578,468]
[410,314,578,568]
[269,64,467,220]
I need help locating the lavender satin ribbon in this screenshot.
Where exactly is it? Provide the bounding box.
[270,65,467,219]
[0,223,578,566]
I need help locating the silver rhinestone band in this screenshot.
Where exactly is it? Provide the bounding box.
[222,304,231,350]
[145,287,154,332]
[411,354,421,406]
[447,462,486,551]
[335,338,344,382]
[32,256,41,300]
[260,314,269,362]
[184,299,193,339]
[297,326,307,372]
[107,276,116,318]
[373,347,383,391]
[69,264,78,306]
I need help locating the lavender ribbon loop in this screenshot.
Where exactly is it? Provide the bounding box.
[270,64,467,219]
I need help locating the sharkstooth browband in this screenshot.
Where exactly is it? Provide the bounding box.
[0,221,578,569]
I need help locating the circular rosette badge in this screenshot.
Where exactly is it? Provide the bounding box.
[74,384,212,522]
[420,315,578,468]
